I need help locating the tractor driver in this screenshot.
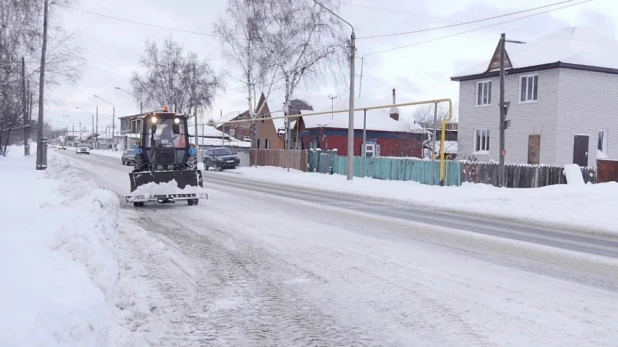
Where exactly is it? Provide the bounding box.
[157,123,175,147]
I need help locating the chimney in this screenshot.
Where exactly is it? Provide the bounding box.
[390,88,399,120]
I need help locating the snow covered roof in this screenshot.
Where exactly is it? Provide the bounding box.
[218,110,246,123]
[452,27,618,80]
[301,109,426,133]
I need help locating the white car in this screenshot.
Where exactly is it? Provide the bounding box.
[76,144,90,154]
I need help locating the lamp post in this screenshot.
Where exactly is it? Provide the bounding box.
[314,0,355,180]
[93,95,116,150]
[114,86,143,114]
[328,94,337,120]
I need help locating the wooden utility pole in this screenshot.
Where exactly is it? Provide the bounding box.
[36,0,50,170]
[498,33,506,187]
[22,57,29,156]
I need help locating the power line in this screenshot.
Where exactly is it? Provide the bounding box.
[64,5,223,39]
[357,0,578,39]
[364,0,593,56]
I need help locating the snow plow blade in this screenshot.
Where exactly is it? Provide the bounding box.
[125,170,208,203]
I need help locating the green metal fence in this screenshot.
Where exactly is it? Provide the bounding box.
[327,154,461,186]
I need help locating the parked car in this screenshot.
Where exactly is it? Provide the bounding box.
[121,149,136,166]
[58,145,67,150]
[76,144,90,154]
[203,147,240,171]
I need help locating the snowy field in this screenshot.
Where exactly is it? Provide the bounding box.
[0,146,151,347]
[51,149,618,346]
[218,166,618,235]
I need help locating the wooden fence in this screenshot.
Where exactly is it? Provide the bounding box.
[461,162,596,188]
[597,159,618,183]
[250,149,308,172]
[255,149,599,188]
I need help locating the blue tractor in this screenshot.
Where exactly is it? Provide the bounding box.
[125,108,208,207]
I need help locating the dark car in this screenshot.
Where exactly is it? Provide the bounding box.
[204,147,240,171]
[121,149,136,166]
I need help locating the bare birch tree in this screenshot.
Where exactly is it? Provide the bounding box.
[256,0,346,149]
[130,38,223,116]
[0,0,83,152]
[214,0,278,149]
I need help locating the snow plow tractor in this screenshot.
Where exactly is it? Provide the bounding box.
[125,107,208,207]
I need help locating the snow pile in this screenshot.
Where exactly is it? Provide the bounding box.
[228,166,618,234]
[563,164,585,185]
[0,147,146,347]
[130,179,207,196]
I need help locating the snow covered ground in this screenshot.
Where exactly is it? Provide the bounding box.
[55,150,618,346]
[0,146,150,347]
[221,166,618,235]
[90,149,123,159]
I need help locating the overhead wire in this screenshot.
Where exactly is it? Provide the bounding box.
[357,0,579,39]
[363,0,593,56]
[64,5,224,39]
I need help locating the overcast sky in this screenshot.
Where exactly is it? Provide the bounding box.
[46,0,616,131]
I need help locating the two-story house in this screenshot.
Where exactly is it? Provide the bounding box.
[451,27,617,167]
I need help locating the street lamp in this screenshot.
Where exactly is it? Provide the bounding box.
[314,0,355,180]
[93,95,116,150]
[328,94,337,120]
[115,86,143,114]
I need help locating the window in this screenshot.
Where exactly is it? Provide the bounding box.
[520,75,538,103]
[257,139,261,149]
[229,129,235,136]
[145,117,186,148]
[598,130,608,153]
[476,80,492,106]
[474,129,490,152]
[213,148,233,156]
[265,138,270,149]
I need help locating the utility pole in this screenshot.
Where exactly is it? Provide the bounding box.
[314,0,355,180]
[95,106,98,149]
[347,32,356,180]
[36,0,50,170]
[22,57,29,156]
[192,63,200,162]
[498,33,506,187]
[328,94,337,120]
[112,106,115,149]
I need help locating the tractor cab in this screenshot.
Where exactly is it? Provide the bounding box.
[140,109,190,171]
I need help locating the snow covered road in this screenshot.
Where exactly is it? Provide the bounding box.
[60,150,618,346]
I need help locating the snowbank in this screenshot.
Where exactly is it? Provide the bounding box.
[0,146,146,347]
[226,166,618,235]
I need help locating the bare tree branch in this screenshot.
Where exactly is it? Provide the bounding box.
[130,37,224,117]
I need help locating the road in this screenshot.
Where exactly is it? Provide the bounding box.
[60,150,618,347]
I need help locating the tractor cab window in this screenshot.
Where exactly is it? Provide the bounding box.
[146,117,186,148]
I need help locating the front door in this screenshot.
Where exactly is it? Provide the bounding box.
[573,135,589,167]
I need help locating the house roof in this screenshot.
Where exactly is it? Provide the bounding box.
[218,110,246,123]
[301,109,426,133]
[451,26,618,81]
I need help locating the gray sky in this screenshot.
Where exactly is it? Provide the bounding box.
[46,0,616,130]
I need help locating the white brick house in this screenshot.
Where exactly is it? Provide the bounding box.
[451,27,618,167]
